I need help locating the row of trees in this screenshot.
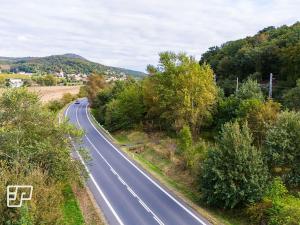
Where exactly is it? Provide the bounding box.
[0,88,83,224]
[89,52,218,134]
[87,51,300,224]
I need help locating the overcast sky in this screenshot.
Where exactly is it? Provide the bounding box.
[0,0,299,71]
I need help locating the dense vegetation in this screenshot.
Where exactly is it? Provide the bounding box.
[0,53,145,78]
[200,22,300,98]
[0,88,84,224]
[87,49,300,224]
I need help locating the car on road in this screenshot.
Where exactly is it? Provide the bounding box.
[75,100,80,104]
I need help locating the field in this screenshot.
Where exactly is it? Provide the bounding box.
[0,73,31,80]
[0,86,81,102]
[28,86,81,102]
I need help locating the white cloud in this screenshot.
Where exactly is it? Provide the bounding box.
[0,0,299,71]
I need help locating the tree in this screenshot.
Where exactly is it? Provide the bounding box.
[0,88,83,224]
[43,74,57,86]
[104,83,145,131]
[264,111,300,187]
[283,79,300,111]
[246,100,281,146]
[61,92,75,105]
[143,52,218,133]
[200,22,300,97]
[78,85,88,98]
[0,88,82,181]
[236,78,264,101]
[200,121,268,208]
[86,73,106,106]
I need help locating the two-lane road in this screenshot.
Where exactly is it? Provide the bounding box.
[65,98,211,225]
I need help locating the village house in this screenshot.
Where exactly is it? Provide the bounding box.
[8,78,23,88]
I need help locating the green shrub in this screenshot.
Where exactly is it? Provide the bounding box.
[283,79,300,111]
[62,93,76,105]
[264,111,300,187]
[185,139,209,176]
[104,83,145,131]
[236,79,264,101]
[47,99,64,112]
[247,178,300,225]
[177,125,192,154]
[200,121,268,208]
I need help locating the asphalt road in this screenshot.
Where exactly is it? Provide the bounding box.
[65,98,211,225]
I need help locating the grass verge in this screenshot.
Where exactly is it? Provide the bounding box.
[62,185,85,225]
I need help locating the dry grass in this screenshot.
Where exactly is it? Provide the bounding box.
[72,185,106,225]
[0,86,81,103]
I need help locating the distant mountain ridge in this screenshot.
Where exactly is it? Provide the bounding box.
[0,53,146,78]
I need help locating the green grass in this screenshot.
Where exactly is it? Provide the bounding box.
[114,133,130,143]
[62,185,85,225]
[134,151,200,201]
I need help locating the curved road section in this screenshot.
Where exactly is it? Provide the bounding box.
[65,99,211,225]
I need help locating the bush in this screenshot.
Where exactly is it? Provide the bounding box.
[0,162,64,224]
[236,79,264,101]
[283,79,300,111]
[246,100,281,146]
[47,99,65,112]
[77,85,88,98]
[104,83,145,131]
[47,93,76,113]
[200,121,268,208]
[61,93,76,105]
[185,139,209,176]
[177,125,192,154]
[264,111,300,187]
[247,178,300,225]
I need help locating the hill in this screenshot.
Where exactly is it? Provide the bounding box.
[200,21,300,97]
[0,53,146,78]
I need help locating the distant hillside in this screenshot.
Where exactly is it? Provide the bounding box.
[0,53,146,78]
[200,22,300,97]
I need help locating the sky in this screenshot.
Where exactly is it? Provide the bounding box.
[0,0,299,72]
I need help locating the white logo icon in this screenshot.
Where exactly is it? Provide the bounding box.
[7,185,33,208]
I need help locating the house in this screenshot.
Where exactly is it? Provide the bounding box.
[8,78,23,88]
[56,69,65,78]
[18,71,33,75]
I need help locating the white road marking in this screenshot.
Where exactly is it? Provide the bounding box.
[84,102,208,225]
[154,216,165,225]
[127,187,137,197]
[110,168,117,175]
[118,176,126,185]
[139,200,151,212]
[75,104,164,225]
[65,105,125,225]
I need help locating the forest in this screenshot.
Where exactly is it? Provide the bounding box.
[200,22,300,99]
[87,49,300,224]
[0,54,145,78]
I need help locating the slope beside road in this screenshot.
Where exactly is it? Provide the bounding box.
[65,98,211,225]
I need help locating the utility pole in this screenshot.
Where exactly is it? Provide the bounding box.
[268,73,273,99]
[236,77,239,92]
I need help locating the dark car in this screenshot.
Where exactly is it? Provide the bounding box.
[75,100,80,104]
